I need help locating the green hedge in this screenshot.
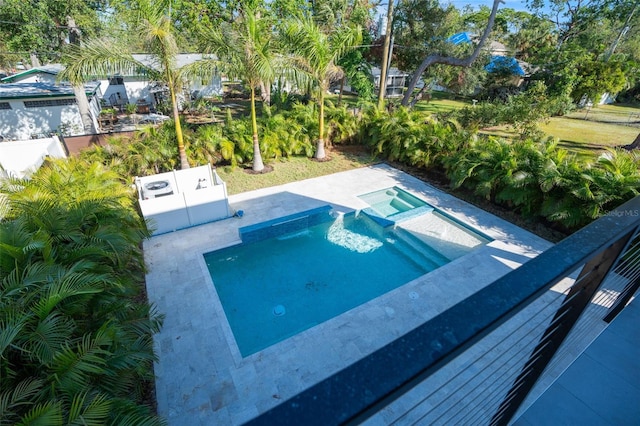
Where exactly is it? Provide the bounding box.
[0,159,164,425]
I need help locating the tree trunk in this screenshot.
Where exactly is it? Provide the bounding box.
[338,76,345,106]
[409,84,429,108]
[315,91,326,159]
[260,81,271,105]
[377,0,395,110]
[401,0,503,107]
[29,52,40,68]
[73,85,98,134]
[169,82,190,169]
[605,3,637,60]
[251,87,265,171]
[623,132,640,151]
[67,16,98,135]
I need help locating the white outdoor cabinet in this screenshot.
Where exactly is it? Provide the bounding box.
[135,165,231,235]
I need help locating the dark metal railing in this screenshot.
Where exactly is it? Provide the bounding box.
[245,196,640,426]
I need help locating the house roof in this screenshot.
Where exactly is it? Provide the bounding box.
[0,82,100,101]
[371,66,409,77]
[131,53,216,72]
[0,64,65,83]
[488,41,509,56]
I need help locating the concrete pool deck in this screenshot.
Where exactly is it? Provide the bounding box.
[143,164,554,425]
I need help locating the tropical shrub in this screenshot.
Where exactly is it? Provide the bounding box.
[361,106,466,168]
[283,102,319,146]
[0,158,164,425]
[324,101,362,145]
[446,136,640,230]
[447,101,505,132]
[259,110,314,159]
[452,82,575,137]
[220,112,254,167]
[79,122,182,177]
[446,136,559,216]
[81,119,231,175]
[541,150,640,228]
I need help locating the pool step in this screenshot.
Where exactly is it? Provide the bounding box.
[387,228,450,272]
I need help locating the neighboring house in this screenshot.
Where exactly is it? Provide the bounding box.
[0,82,101,141]
[448,35,533,88]
[372,66,409,98]
[1,55,223,114]
[0,64,65,84]
[98,53,223,110]
[0,55,222,140]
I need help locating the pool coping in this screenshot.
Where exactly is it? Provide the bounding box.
[143,164,553,425]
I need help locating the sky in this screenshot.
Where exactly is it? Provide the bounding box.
[374,0,555,32]
[376,0,544,19]
[446,0,534,13]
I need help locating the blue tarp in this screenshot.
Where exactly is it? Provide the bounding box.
[485,56,525,76]
[448,32,471,45]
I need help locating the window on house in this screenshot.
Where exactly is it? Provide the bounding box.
[24,99,77,108]
[109,76,124,85]
[0,102,11,110]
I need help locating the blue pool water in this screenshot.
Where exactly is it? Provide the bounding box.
[204,210,449,357]
[359,186,427,216]
[358,187,435,226]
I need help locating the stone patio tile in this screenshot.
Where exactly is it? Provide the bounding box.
[143,164,552,425]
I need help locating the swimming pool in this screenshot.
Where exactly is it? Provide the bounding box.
[359,186,435,226]
[204,204,485,357]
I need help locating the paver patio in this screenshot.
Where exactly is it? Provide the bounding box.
[143,164,553,425]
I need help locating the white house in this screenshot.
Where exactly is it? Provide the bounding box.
[0,82,101,141]
[372,66,410,97]
[1,56,223,113]
[0,64,65,85]
[98,53,223,110]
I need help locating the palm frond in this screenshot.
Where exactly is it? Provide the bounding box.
[14,400,63,426]
[50,333,111,394]
[67,392,111,426]
[0,378,45,423]
[60,39,154,84]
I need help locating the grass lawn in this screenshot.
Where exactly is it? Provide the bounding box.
[412,91,471,114]
[564,103,640,125]
[478,104,640,158]
[540,116,638,153]
[216,145,379,195]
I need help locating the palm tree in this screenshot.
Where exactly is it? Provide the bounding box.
[0,158,163,424]
[282,18,362,160]
[59,2,190,169]
[184,4,278,172]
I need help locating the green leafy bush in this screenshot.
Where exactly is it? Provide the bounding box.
[361,106,467,168]
[0,159,164,425]
[452,82,575,137]
[446,136,640,230]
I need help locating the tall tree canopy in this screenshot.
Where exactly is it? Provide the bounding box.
[0,0,103,67]
[188,0,279,172]
[521,0,638,101]
[282,18,362,159]
[399,0,503,106]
